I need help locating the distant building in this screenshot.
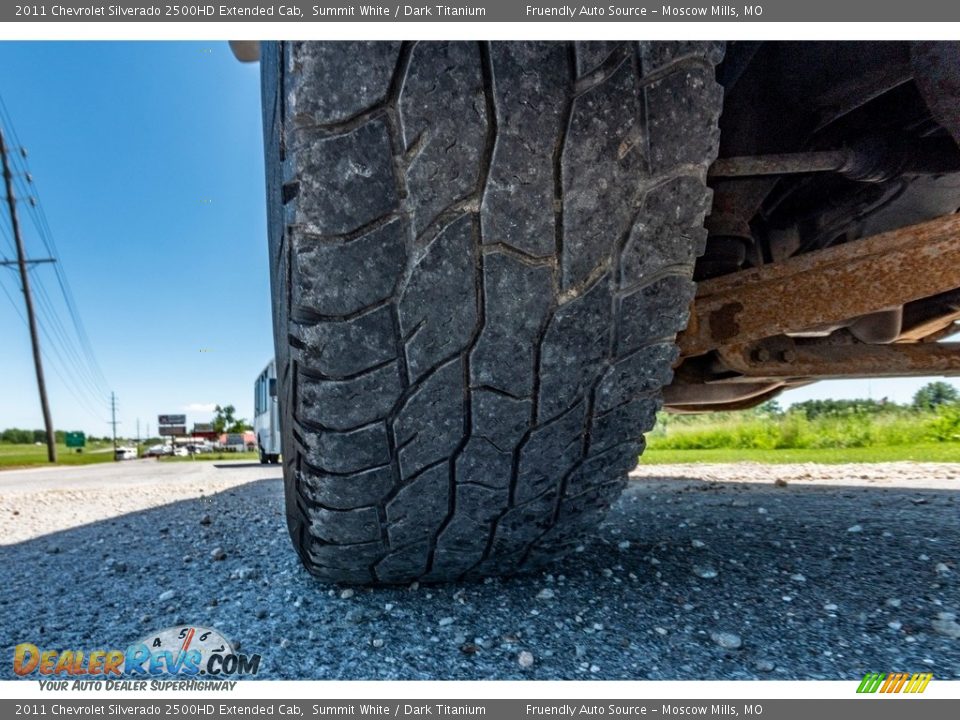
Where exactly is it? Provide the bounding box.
[219,431,256,451]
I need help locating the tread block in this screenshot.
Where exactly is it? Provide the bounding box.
[537,277,612,421]
[561,58,644,289]
[562,475,629,513]
[291,218,408,316]
[304,505,381,545]
[306,539,382,574]
[591,400,657,455]
[536,479,626,548]
[302,422,391,474]
[616,274,694,356]
[575,42,625,76]
[639,41,725,74]
[375,541,430,583]
[644,66,724,174]
[293,120,399,235]
[471,389,531,452]
[289,41,402,126]
[455,437,513,489]
[481,42,570,258]
[596,343,675,412]
[394,358,465,479]
[299,465,394,510]
[291,304,396,378]
[619,177,712,288]
[470,252,553,398]
[425,550,481,581]
[468,549,527,579]
[565,443,641,499]
[515,401,585,505]
[488,490,558,559]
[431,475,509,576]
[437,483,506,555]
[298,361,403,431]
[399,41,487,236]
[386,462,449,547]
[398,215,478,383]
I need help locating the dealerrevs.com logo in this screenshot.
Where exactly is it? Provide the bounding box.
[13,626,261,688]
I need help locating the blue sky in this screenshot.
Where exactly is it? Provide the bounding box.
[0,41,956,437]
[0,42,270,437]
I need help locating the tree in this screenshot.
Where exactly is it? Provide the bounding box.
[212,404,251,434]
[757,399,783,416]
[1,428,32,444]
[913,381,960,411]
[789,398,892,419]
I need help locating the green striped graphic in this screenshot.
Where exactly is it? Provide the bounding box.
[857,672,886,693]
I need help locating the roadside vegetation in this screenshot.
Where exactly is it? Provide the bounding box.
[643,381,960,464]
[0,441,116,468]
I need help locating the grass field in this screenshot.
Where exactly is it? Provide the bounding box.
[0,443,117,468]
[641,399,960,464]
[0,443,262,469]
[641,442,960,465]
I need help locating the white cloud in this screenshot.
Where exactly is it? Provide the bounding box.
[183,402,217,413]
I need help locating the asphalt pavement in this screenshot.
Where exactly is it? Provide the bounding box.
[1,459,958,680]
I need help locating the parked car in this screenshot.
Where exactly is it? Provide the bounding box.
[114,447,138,461]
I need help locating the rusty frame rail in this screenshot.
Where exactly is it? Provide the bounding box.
[716,339,960,380]
[678,213,960,358]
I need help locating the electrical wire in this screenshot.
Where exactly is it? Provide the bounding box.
[0,93,112,402]
[0,273,105,424]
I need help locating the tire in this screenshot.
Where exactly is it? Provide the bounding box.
[258,446,268,465]
[261,41,724,584]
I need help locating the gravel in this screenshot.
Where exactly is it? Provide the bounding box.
[0,459,958,680]
[711,632,743,650]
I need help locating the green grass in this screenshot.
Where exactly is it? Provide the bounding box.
[0,443,117,468]
[0,444,263,469]
[157,451,261,463]
[641,442,960,465]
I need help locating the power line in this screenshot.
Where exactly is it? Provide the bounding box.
[0,272,105,425]
[1,126,55,462]
[31,275,110,408]
[0,265,110,416]
[0,94,112,400]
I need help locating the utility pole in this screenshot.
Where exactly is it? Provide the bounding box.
[1,128,56,463]
[109,392,119,459]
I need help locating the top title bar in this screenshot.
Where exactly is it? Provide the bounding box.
[6,1,960,22]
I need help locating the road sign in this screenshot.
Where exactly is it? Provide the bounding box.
[65,431,86,448]
[158,414,186,425]
[193,423,213,433]
[158,425,186,436]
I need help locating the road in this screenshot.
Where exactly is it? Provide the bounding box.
[1,459,958,680]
